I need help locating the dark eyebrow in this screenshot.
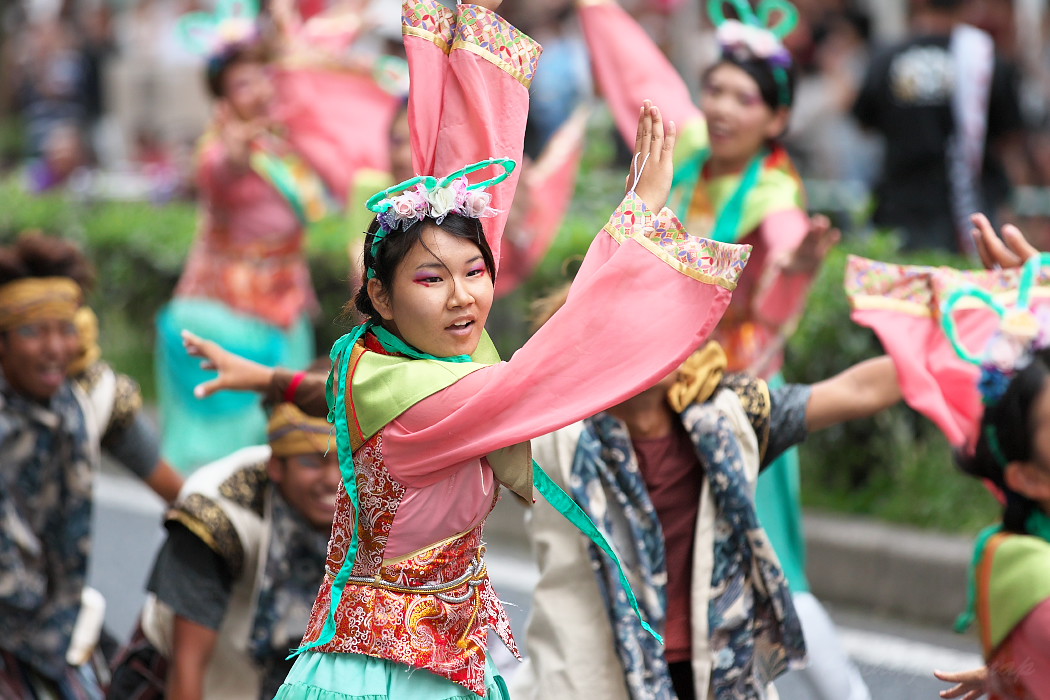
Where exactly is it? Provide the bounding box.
[414,261,445,271]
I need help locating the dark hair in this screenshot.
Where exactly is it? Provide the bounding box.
[206,43,267,99]
[0,233,95,290]
[349,214,497,322]
[703,54,797,112]
[957,348,1050,533]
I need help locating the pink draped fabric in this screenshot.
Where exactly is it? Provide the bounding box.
[578,0,702,144]
[276,67,399,202]
[495,107,588,297]
[846,256,1050,451]
[404,1,540,268]
[379,195,751,555]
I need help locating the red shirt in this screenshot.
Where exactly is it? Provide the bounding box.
[632,422,704,663]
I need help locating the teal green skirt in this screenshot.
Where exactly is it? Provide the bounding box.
[274,651,510,700]
[155,298,314,474]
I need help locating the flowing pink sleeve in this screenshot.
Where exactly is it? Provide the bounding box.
[276,67,400,202]
[403,0,456,177]
[846,257,1049,450]
[751,207,816,327]
[431,3,542,271]
[495,107,588,298]
[384,193,752,485]
[578,0,702,147]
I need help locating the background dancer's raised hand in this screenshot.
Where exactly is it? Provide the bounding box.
[971,212,1038,270]
[626,100,677,213]
[782,214,841,275]
[181,330,274,397]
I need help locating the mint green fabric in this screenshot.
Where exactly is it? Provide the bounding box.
[274,651,509,700]
[985,529,1050,650]
[155,298,313,474]
[754,374,808,593]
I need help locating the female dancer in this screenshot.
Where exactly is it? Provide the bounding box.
[851,218,1049,699]
[157,0,400,471]
[575,1,856,696]
[181,0,753,696]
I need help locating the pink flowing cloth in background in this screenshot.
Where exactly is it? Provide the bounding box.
[495,106,588,298]
[846,255,1050,451]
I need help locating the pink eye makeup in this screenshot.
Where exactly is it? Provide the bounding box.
[412,272,442,286]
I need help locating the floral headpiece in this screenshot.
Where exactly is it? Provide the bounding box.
[708,0,798,106]
[176,0,260,60]
[363,157,516,279]
[942,254,1050,464]
[942,254,1050,405]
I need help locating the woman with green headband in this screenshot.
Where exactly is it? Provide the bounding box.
[179,0,758,695]
[575,1,861,698]
[844,230,1050,699]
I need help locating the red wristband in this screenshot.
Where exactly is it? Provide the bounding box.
[284,371,307,404]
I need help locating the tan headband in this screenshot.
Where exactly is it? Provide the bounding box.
[268,402,334,458]
[0,277,81,331]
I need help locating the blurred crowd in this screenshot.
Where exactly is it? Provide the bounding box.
[3,0,1050,247]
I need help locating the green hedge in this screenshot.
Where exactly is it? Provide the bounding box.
[0,163,1002,533]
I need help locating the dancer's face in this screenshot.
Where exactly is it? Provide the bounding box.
[222,61,274,122]
[269,450,342,531]
[368,224,494,358]
[0,317,78,402]
[701,63,788,171]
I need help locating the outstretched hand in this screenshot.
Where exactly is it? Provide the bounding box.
[783,214,841,275]
[934,667,988,700]
[626,100,677,213]
[971,213,1038,270]
[182,330,274,399]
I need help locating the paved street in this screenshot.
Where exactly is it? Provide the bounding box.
[92,470,982,699]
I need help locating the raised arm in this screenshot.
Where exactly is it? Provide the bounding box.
[804,356,900,433]
[577,0,702,147]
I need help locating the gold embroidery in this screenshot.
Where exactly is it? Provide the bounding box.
[170,494,246,577]
[721,373,772,460]
[218,461,269,516]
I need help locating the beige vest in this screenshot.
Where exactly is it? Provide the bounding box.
[510,390,779,700]
[141,445,273,700]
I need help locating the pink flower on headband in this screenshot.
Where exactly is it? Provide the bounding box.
[391,188,428,221]
[463,190,497,218]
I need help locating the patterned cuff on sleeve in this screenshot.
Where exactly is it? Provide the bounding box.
[603,191,658,243]
[403,0,457,54]
[452,5,543,88]
[605,194,751,290]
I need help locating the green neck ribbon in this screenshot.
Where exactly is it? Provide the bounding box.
[670,147,768,244]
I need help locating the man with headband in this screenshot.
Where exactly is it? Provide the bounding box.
[0,233,195,699]
[0,240,106,699]
[108,401,340,700]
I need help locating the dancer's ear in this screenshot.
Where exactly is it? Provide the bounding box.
[368,278,394,321]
